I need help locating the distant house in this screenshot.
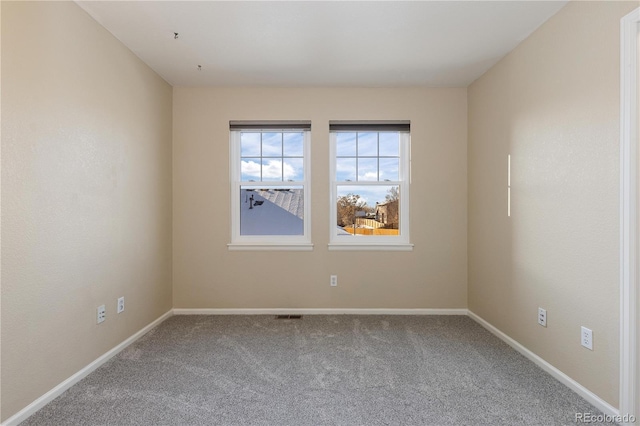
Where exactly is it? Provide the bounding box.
[375,200,399,229]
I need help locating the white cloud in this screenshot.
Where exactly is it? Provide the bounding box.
[282,162,297,180]
[336,161,355,172]
[241,160,262,178]
[241,159,299,180]
[262,160,283,179]
[359,172,378,181]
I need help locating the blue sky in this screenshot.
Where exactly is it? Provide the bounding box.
[336,132,399,182]
[336,185,398,209]
[241,132,304,181]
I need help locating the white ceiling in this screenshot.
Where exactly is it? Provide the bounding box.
[77,1,568,87]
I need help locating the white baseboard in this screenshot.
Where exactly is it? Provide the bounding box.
[468,310,619,417]
[173,308,469,316]
[2,310,174,426]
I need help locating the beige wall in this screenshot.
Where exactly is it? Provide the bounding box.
[636,22,640,420]
[1,2,173,421]
[468,1,638,407]
[173,87,467,309]
[1,2,4,421]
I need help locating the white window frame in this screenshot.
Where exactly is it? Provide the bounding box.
[329,122,412,251]
[228,122,312,251]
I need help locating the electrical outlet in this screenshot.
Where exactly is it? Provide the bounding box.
[97,305,106,324]
[581,326,593,350]
[537,308,547,327]
[330,275,338,287]
[117,297,125,314]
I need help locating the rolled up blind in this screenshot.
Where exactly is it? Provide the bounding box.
[230,120,311,130]
[329,120,410,132]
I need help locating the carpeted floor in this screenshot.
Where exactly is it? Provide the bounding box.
[23,315,610,425]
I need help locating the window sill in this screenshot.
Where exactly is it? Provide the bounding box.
[228,243,314,251]
[328,243,414,251]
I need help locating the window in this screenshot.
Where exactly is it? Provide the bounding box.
[229,121,312,250]
[329,121,412,250]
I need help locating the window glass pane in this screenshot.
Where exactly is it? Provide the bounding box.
[241,133,261,156]
[379,157,399,181]
[261,158,283,181]
[358,158,378,181]
[336,158,356,182]
[284,158,303,181]
[240,186,304,235]
[283,132,303,156]
[262,132,282,157]
[379,132,399,157]
[357,132,378,156]
[336,133,356,157]
[241,158,262,181]
[335,185,399,236]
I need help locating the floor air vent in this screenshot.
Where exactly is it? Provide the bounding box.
[275,315,303,320]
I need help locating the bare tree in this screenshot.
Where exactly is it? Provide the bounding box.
[385,186,400,202]
[336,194,368,227]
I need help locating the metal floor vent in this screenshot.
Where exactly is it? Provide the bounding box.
[275,315,303,320]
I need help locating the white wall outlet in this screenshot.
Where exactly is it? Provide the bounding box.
[97,305,106,324]
[581,326,593,350]
[537,307,547,327]
[117,296,125,314]
[330,275,338,287]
